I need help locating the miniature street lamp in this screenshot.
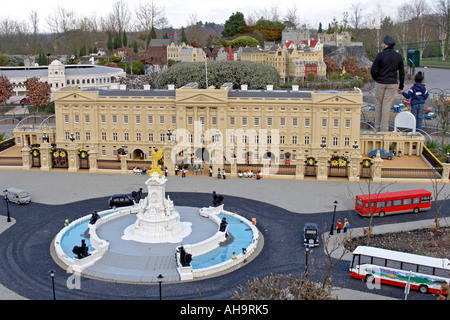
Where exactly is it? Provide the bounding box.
[320,137,326,149]
[157,274,164,300]
[353,140,359,150]
[3,190,11,222]
[214,130,220,143]
[166,129,172,141]
[330,200,338,235]
[49,269,56,300]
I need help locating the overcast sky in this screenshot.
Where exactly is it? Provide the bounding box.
[1,0,398,31]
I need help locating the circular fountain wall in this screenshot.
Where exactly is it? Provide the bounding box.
[52,172,261,283]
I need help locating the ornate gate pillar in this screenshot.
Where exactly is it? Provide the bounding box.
[230,159,237,178]
[88,146,98,173]
[295,149,304,180]
[120,154,128,173]
[67,141,79,172]
[21,142,31,170]
[163,145,175,176]
[442,163,450,184]
[316,148,328,181]
[349,148,361,182]
[372,150,383,183]
[40,141,52,171]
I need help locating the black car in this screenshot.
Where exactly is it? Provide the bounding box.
[303,223,319,247]
[108,194,135,208]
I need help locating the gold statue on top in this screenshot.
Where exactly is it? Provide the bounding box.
[148,147,164,178]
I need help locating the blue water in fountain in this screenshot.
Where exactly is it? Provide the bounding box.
[60,211,254,268]
[190,214,254,270]
[60,211,117,258]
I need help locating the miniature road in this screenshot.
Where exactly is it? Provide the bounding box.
[0,169,448,301]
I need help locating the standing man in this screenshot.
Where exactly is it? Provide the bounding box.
[371,35,405,132]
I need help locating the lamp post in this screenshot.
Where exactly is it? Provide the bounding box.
[166,129,172,141]
[353,140,359,151]
[3,190,11,222]
[49,270,56,300]
[157,274,164,300]
[320,137,326,149]
[330,200,338,235]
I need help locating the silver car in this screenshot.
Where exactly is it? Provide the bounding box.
[3,188,31,204]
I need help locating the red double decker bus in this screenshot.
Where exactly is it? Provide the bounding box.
[355,189,432,217]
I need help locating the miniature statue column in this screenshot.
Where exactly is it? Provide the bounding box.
[163,145,174,176]
[441,163,450,184]
[88,146,98,173]
[295,149,304,180]
[316,148,328,181]
[372,150,383,183]
[120,152,128,173]
[39,141,52,171]
[21,141,31,170]
[67,140,79,172]
[230,158,237,178]
[349,144,361,182]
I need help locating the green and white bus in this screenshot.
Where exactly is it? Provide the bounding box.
[349,246,450,294]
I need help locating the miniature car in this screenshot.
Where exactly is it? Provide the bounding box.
[424,112,435,119]
[108,194,135,208]
[3,188,31,204]
[368,149,394,160]
[303,223,319,247]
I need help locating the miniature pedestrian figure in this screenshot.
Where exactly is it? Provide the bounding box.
[252,218,257,225]
[344,218,350,233]
[222,169,226,179]
[64,219,69,227]
[164,166,168,177]
[336,219,342,233]
[232,252,237,260]
[242,248,247,254]
[175,166,178,175]
[217,168,221,179]
[209,167,212,177]
[181,168,186,178]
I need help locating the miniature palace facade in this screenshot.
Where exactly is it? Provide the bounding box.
[11,82,433,181]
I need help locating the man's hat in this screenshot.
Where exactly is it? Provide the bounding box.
[383,35,396,46]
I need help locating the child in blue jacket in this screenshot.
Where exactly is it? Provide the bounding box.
[400,71,429,131]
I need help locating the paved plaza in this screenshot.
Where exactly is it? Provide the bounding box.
[0,168,449,301]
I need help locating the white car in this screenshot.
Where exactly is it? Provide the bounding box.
[3,188,31,204]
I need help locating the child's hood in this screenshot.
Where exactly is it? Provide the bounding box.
[412,83,427,93]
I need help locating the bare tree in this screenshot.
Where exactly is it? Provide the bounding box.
[135,0,168,31]
[365,4,384,52]
[432,0,450,61]
[349,2,364,39]
[284,3,300,28]
[46,7,78,53]
[46,6,77,35]
[410,0,432,59]
[395,3,412,61]
[109,0,132,34]
[29,11,39,54]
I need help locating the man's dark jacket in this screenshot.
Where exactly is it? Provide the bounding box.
[370,46,405,90]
